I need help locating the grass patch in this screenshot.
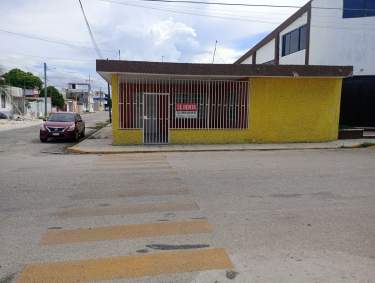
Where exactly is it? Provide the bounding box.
[94,121,110,130]
[342,142,375,149]
[0,274,15,283]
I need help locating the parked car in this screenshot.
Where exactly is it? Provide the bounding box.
[40,112,85,142]
[0,112,9,119]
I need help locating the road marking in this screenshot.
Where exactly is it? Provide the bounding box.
[55,201,199,218]
[69,187,189,200]
[41,220,212,245]
[17,248,233,283]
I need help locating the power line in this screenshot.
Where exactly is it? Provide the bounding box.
[96,0,375,30]
[78,0,103,58]
[127,0,302,9]
[1,51,94,62]
[97,0,281,24]
[0,28,115,54]
[116,0,375,12]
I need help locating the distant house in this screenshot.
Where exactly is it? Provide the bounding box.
[0,86,24,117]
[65,83,94,113]
[235,0,375,127]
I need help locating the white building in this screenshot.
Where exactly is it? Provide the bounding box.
[65,83,94,113]
[0,86,24,117]
[236,0,375,126]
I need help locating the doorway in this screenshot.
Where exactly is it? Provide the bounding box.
[143,93,169,144]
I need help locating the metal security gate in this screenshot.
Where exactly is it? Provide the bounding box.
[143,93,169,144]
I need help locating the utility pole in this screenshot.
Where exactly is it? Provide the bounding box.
[118,50,121,60]
[44,62,47,117]
[99,87,103,110]
[107,82,111,123]
[212,40,218,64]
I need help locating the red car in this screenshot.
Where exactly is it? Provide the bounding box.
[40,112,85,142]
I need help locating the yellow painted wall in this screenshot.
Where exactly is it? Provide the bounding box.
[248,77,342,142]
[112,75,342,145]
[111,74,143,145]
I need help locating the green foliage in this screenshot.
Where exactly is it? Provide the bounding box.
[39,86,65,109]
[2,68,43,90]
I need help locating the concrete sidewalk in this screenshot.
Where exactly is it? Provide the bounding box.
[67,125,375,154]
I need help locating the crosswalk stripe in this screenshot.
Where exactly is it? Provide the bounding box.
[41,220,212,245]
[54,201,199,218]
[17,248,233,283]
[69,187,189,200]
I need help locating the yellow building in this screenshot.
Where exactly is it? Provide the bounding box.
[97,60,352,145]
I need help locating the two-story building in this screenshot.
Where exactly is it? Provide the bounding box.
[236,0,375,127]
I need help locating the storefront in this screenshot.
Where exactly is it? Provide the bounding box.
[97,60,352,145]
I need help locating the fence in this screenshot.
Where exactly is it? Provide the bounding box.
[119,78,249,131]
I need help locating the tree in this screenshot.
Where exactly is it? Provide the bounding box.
[0,66,5,95]
[2,68,43,90]
[39,86,65,109]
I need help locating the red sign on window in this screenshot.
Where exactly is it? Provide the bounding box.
[176,103,197,118]
[176,103,197,111]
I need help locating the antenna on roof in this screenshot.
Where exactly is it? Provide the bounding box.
[212,40,218,64]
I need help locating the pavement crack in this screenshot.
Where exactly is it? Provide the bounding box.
[146,244,210,251]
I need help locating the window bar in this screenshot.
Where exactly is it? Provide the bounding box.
[137,78,139,129]
[239,81,242,129]
[223,80,226,129]
[246,81,249,128]
[122,78,125,129]
[169,79,172,143]
[244,81,247,129]
[178,79,181,130]
[233,82,241,129]
[119,79,122,129]
[156,79,159,144]
[241,81,244,129]
[124,78,127,128]
[220,80,222,129]
[155,79,158,143]
[190,79,192,129]
[213,80,215,129]
[132,81,137,129]
[159,79,161,143]
[183,79,186,130]
[218,80,221,129]
[178,80,181,129]
[200,80,202,129]
[188,79,191,129]
[219,80,222,129]
[207,81,210,129]
[226,81,228,129]
[172,79,175,129]
[220,80,223,129]
[226,81,229,129]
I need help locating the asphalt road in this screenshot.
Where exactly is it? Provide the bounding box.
[0,123,375,282]
[0,111,109,155]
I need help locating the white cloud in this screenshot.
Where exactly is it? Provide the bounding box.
[0,0,309,90]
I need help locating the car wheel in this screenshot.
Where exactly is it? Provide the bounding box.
[74,131,80,142]
[40,137,48,143]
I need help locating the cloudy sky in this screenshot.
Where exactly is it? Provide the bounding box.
[0,0,308,91]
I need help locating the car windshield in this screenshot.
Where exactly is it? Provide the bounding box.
[47,113,75,122]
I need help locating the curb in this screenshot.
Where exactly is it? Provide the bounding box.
[66,145,345,155]
[64,122,110,154]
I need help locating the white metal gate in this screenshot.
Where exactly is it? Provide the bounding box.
[143,92,169,144]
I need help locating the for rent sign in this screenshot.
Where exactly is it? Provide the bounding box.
[176,103,198,118]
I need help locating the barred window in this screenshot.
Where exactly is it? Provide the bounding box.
[119,78,249,130]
